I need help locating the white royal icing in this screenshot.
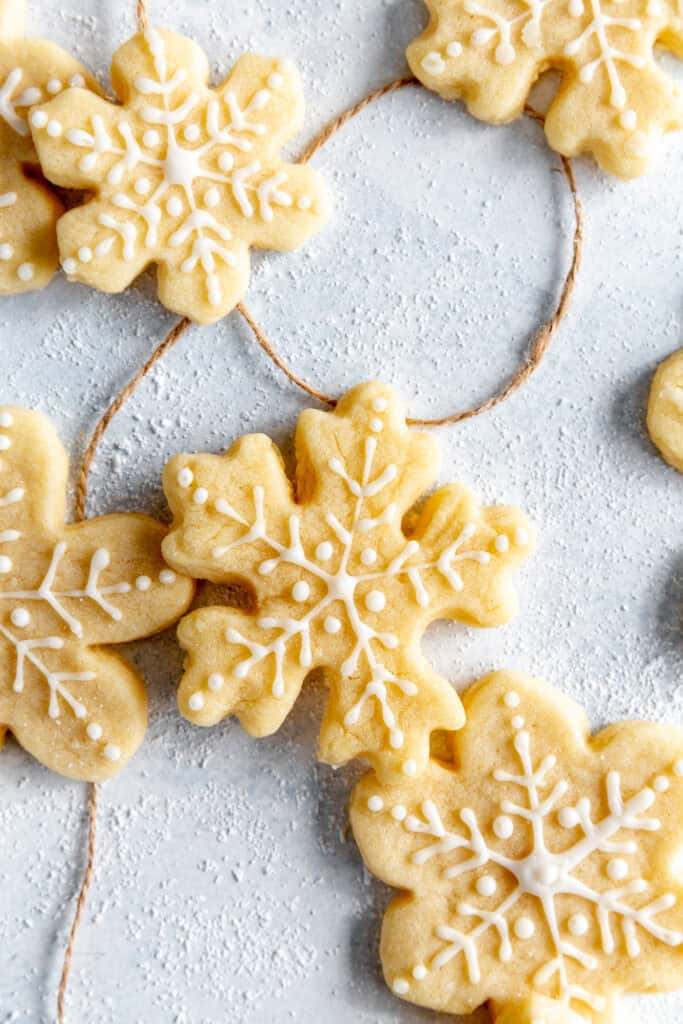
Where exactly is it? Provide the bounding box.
[374,691,683,1013]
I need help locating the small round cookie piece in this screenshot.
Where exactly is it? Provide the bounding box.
[647,350,683,473]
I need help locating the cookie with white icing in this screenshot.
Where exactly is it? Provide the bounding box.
[407,0,683,178]
[647,349,683,473]
[351,671,683,1022]
[0,0,99,293]
[29,26,331,324]
[0,406,194,780]
[162,382,534,781]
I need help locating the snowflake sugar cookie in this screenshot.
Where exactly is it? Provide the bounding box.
[647,349,683,473]
[0,407,194,779]
[408,0,683,178]
[0,0,98,293]
[351,671,683,1022]
[162,382,533,780]
[29,27,330,324]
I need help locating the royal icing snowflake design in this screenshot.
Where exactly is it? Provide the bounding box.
[408,0,683,177]
[162,383,533,780]
[0,407,194,780]
[352,672,683,1022]
[29,27,330,324]
[0,0,97,292]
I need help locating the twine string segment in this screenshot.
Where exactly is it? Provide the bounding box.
[238,85,584,426]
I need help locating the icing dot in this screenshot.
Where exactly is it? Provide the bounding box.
[218,152,234,171]
[392,805,407,820]
[495,534,510,553]
[446,41,463,57]
[11,608,29,627]
[402,759,417,777]
[0,243,12,260]
[204,187,220,208]
[421,51,446,75]
[412,965,427,980]
[0,435,9,450]
[177,467,193,487]
[512,715,525,730]
[367,796,384,812]
[607,858,629,881]
[103,744,121,762]
[159,569,176,585]
[143,129,160,147]
[135,176,151,195]
[78,246,92,263]
[31,109,48,128]
[166,196,183,217]
[70,74,85,87]
[0,556,12,573]
[476,875,497,897]
[46,78,62,94]
[675,760,683,777]
[208,673,224,692]
[135,575,151,591]
[361,547,377,566]
[183,123,200,141]
[393,979,410,995]
[515,528,529,547]
[297,195,312,211]
[193,487,208,504]
[504,691,520,708]
[47,119,62,137]
[654,775,670,792]
[62,257,77,274]
[0,411,12,426]
[188,692,205,711]
[324,615,341,634]
[568,913,589,937]
[316,541,333,561]
[559,807,580,828]
[621,109,637,131]
[268,72,284,88]
[496,42,515,63]
[493,815,513,839]
[293,580,311,602]
[372,397,388,412]
[370,417,383,433]
[365,589,386,613]
[87,722,103,741]
[514,916,535,940]
[17,263,34,281]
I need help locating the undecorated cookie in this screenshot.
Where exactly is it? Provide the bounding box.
[0,406,194,780]
[647,349,683,472]
[162,382,534,781]
[29,26,331,323]
[351,671,683,1022]
[407,0,683,178]
[0,0,99,293]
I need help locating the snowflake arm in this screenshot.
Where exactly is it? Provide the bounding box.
[0,407,194,780]
[0,0,101,291]
[408,0,683,177]
[351,671,683,1019]
[30,28,330,323]
[163,382,533,781]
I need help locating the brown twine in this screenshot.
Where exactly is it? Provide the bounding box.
[238,83,584,426]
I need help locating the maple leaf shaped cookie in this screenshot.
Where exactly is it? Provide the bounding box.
[28,26,330,324]
[351,671,683,1022]
[0,0,98,293]
[408,0,683,178]
[162,382,533,781]
[0,407,194,780]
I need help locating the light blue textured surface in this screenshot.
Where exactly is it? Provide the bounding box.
[2,1,683,1021]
